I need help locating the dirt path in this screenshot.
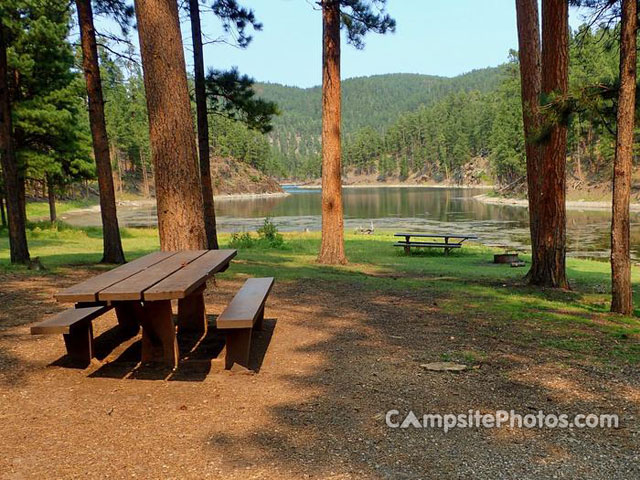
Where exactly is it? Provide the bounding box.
[0,270,638,479]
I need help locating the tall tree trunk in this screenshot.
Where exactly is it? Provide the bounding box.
[141,151,150,198]
[318,0,347,265]
[529,0,569,288]
[0,192,6,227]
[0,25,30,264]
[515,0,544,283]
[76,0,125,264]
[188,0,219,249]
[46,175,56,222]
[611,0,637,315]
[134,0,207,251]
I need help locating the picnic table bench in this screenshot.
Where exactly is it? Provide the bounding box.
[30,249,274,370]
[394,233,478,255]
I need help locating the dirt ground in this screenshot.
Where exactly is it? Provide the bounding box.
[0,269,638,479]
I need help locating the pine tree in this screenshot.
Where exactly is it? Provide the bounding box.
[530,0,570,288]
[611,0,636,314]
[0,4,30,264]
[515,0,544,283]
[75,0,129,263]
[133,0,207,250]
[317,0,394,265]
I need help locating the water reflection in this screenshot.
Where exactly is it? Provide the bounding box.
[60,186,640,259]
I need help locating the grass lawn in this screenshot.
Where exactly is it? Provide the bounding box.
[25,198,99,221]
[1,223,639,365]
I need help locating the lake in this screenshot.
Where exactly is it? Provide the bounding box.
[61,185,640,259]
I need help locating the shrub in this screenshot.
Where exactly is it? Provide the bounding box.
[257,217,284,247]
[229,232,255,249]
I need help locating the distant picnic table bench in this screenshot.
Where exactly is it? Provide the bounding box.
[30,249,274,370]
[394,233,478,255]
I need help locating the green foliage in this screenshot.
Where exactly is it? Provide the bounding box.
[5,0,93,190]
[228,217,285,249]
[205,67,279,134]
[257,217,284,247]
[256,68,507,179]
[337,0,396,49]
[229,231,255,249]
[210,0,262,48]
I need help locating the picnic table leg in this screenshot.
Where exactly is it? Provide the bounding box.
[63,321,93,368]
[444,236,450,256]
[114,302,141,336]
[138,300,178,367]
[404,235,411,255]
[177,283,207,334]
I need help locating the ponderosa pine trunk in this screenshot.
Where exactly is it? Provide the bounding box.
[318,0,347,265]
[515,0,543,282]
[46,175,56,222]
[76,0,125,264]
[0,193,6,227]
[610,0,637,315]
[188,0,219,249]
[134,0,207,251]
[529,0,569,288]
[0,25,29,264]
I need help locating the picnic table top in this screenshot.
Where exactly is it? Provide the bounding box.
[55,249,237,303]
[394,233,479,239]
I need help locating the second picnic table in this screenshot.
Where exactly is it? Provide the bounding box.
[394,233,478,255]
[54,249,237,366]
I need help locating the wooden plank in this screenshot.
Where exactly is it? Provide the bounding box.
[217,277,274,329]
[98,250,208,301]
[144,249,237,300]
[31,306,111,335]
[55,252,176,303]
[393,242,462,248]
[394,233,478,239]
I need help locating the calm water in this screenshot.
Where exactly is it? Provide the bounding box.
[62,185,640,259]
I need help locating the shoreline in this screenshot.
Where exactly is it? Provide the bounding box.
[52,191,290,220]
[474,193,640,212]
[294,183,495,190]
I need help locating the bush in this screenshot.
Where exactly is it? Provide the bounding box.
[229,232,256,249]
[257,217,284,248]
[229,218,285,250]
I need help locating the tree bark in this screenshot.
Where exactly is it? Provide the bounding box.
[141,151,150,198]
[134,0,207,251]
[46,175,56,222]
[188,0,219,249]
[0,192,6,227]
[0,24,30,264]
[515,0,544,283]
[529,0,569,288]
[318,0,347,265]
[611,0,637,315]
[76,0,125,264]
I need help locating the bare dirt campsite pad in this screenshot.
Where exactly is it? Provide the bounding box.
[0,234,639,479]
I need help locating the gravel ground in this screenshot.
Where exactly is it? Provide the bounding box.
[0,270,638,479]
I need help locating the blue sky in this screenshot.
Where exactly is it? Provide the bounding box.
[192,0,589,88]
[98,1,591,88]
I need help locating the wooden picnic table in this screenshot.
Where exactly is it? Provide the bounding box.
[394,232,478,255]
[54,249,236,366]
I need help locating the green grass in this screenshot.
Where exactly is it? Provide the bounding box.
[1,224,639,365]
[25,198,99,221]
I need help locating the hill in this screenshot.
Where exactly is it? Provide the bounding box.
[254,67,507,176]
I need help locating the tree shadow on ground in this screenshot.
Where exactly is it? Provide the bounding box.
[87,314,277,381]
[201,269,640,479]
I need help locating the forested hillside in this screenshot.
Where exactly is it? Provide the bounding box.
[257,25,626,187]
[255,67,506,177]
